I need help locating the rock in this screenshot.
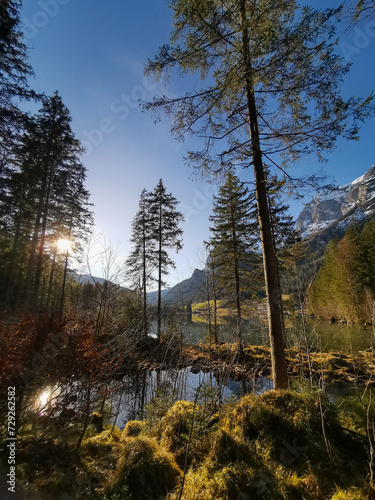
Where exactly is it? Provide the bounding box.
[296,164,375,240]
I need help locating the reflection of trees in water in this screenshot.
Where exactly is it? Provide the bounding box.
[111,366,274,429]
[17,319,373,442]
[186,316,269,346]
[18,362,276,440]
[113,368,193,428]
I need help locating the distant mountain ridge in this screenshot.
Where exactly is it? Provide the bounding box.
[296,164,375,239]
[163,269,207,305]
[147,269,207,306]
[147,288,171,305]
[69,271,107,286]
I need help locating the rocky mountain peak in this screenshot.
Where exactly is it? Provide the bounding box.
[296,164,375,238]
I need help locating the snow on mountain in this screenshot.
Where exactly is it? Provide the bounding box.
[296,164,375,239]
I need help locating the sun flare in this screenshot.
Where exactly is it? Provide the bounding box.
[56,238,72,252]
[39,390,51,407]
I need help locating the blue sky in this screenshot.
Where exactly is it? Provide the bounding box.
[20,0,375,287]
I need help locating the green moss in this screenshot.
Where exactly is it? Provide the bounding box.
[12,388,375,499]
[169,463,256,500]
[113,436,181,500]
[330,486,375,499]
[209,427,253,468]
[276,468,320,499]
[156,400,218,468]
[80,429,126,494]
[123,420,145,437]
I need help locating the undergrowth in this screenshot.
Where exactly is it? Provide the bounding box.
[8,388,375,499]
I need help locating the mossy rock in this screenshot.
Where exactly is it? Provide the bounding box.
[112,436,181,500]
[232,392,315,467]
[230,390,368,491]
[123,420,144,438]
[80,431,126,494]
[276,469,321,499]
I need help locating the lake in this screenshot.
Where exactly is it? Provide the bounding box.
[155,314,374,355]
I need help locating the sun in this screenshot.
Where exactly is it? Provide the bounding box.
[39,390,51,407]
[56,238,72,252]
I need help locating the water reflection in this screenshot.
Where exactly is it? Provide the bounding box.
[112,367,273,429]
[183,314,373,354]
[33,386,62,415]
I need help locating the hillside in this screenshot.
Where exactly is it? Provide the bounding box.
[162,269,207,306]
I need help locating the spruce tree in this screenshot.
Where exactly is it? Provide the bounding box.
[1,93,93,311]
[308,226,366,322]
[207,169,260,352]
[145,0,373,388]
[148,179,184,341]
[358,219,375,295]
[0,0,34,176]
[0,0,34,298]
[126,189,157,334]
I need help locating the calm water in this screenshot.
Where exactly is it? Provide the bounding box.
[177,315,373,355]
[30,367,274,430]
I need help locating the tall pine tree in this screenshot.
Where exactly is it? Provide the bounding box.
[207,169,260,352]
[148,179,184,341]
[0,0,33,170]
[126,189,157,335]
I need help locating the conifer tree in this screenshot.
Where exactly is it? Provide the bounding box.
[1,93,93,310]
[0,0,34,297]
[145,0,373,387]
[126,189,157,334]
[207,169,259,352]
[0,0,34,180]
[358,219,375,294]
[308,226,368,322]
[308,239,338,319]
[148,179,184,341]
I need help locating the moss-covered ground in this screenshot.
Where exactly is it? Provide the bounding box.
[8,386,375,499]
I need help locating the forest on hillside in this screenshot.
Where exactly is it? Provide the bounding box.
[1,1,375,499]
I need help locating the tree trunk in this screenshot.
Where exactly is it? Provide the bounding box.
[5,221,21,306]
[142,214,148,335]
[231,213,243,355]
[157,202,162,341]
[34,164,53,305]
[206,271,213,344]
[210,253,218,343]
[59,249,69,321]
[46,247,57,311]
[23,199,44,310]
[234,256,243,355]
[240,0,288,389]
